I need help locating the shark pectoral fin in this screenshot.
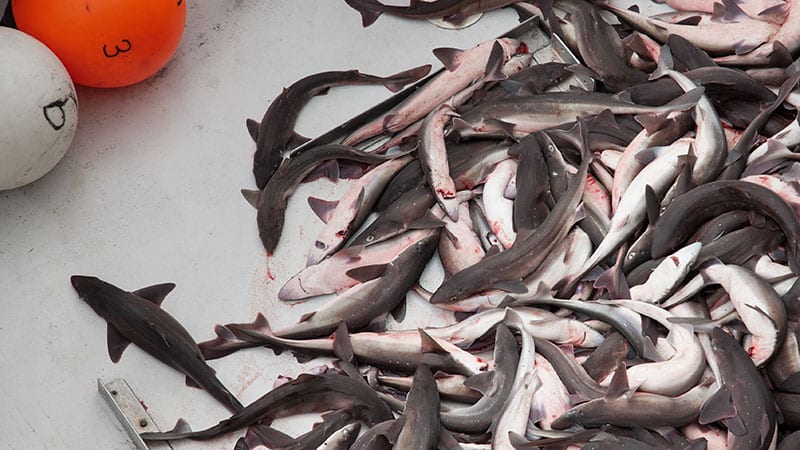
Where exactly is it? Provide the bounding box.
[241,189,262,209]
[758,2,788,17]
[332,322,355,364]
[675,15,702,25]
[484,118,517,139]
[634,114,670,135]
[463,371,495,395]
[450,117,476,137]
[390,298,407,322]
[497,295,518,309]
[345,264,388,282]
[666,87,705,111]
[131,283,176,307]
[363,315,388,333]
[234,437,248,450]
[245,119,259,142]
[493,280,528,294]
[733,41,759,56]
[645,185,660,226]
[409,211,446,229]
[292,351,314,363]
[418,329,446,354]
[499,79,529,96]
[442,226,459,245]
[699,385,737,425]
[723,413,747,437]
[759,414,774,446]
[107,324,132,363]
[339,244,365,261]
[298,311,316,323]
[606,362,631,400]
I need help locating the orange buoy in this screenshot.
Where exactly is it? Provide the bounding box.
[12,0,186,88]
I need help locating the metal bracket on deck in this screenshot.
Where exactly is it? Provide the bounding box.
[98,378,174,450]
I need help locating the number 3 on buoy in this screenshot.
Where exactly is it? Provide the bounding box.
[12,0,186,88]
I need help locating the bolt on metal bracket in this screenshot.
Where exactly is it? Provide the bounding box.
[97,378,174,450]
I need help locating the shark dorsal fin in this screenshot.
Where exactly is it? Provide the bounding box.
[132,283,176,307]
[432,47,464,72]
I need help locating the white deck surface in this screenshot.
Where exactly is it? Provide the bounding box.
[0,2,519,449]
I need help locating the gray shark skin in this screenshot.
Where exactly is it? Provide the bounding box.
[394,365,440,449]
[439,323,520,434]
[623,66,777,106]
[430,123,589,304]
[650,180,800,274]
[344,0,518,27]
[255,144,402,255]
[552,381,709,430]
[350,142,510,247]
[248,65,430,189]
[201,315,486,376]
[236,408,357,450]
[700,328,777,449]
[140,371,393,441]
[554,0,648,91]
[70,275,243,413]
[269,232,439,339]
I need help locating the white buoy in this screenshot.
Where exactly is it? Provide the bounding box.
[0,27,77,190]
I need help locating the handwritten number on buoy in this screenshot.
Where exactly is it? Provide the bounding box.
[102,39,132,58]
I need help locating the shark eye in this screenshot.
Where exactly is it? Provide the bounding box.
[314,241,326,250]
[365,235,375,242]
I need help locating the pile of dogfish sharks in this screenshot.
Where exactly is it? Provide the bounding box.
[69,0,800,448]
